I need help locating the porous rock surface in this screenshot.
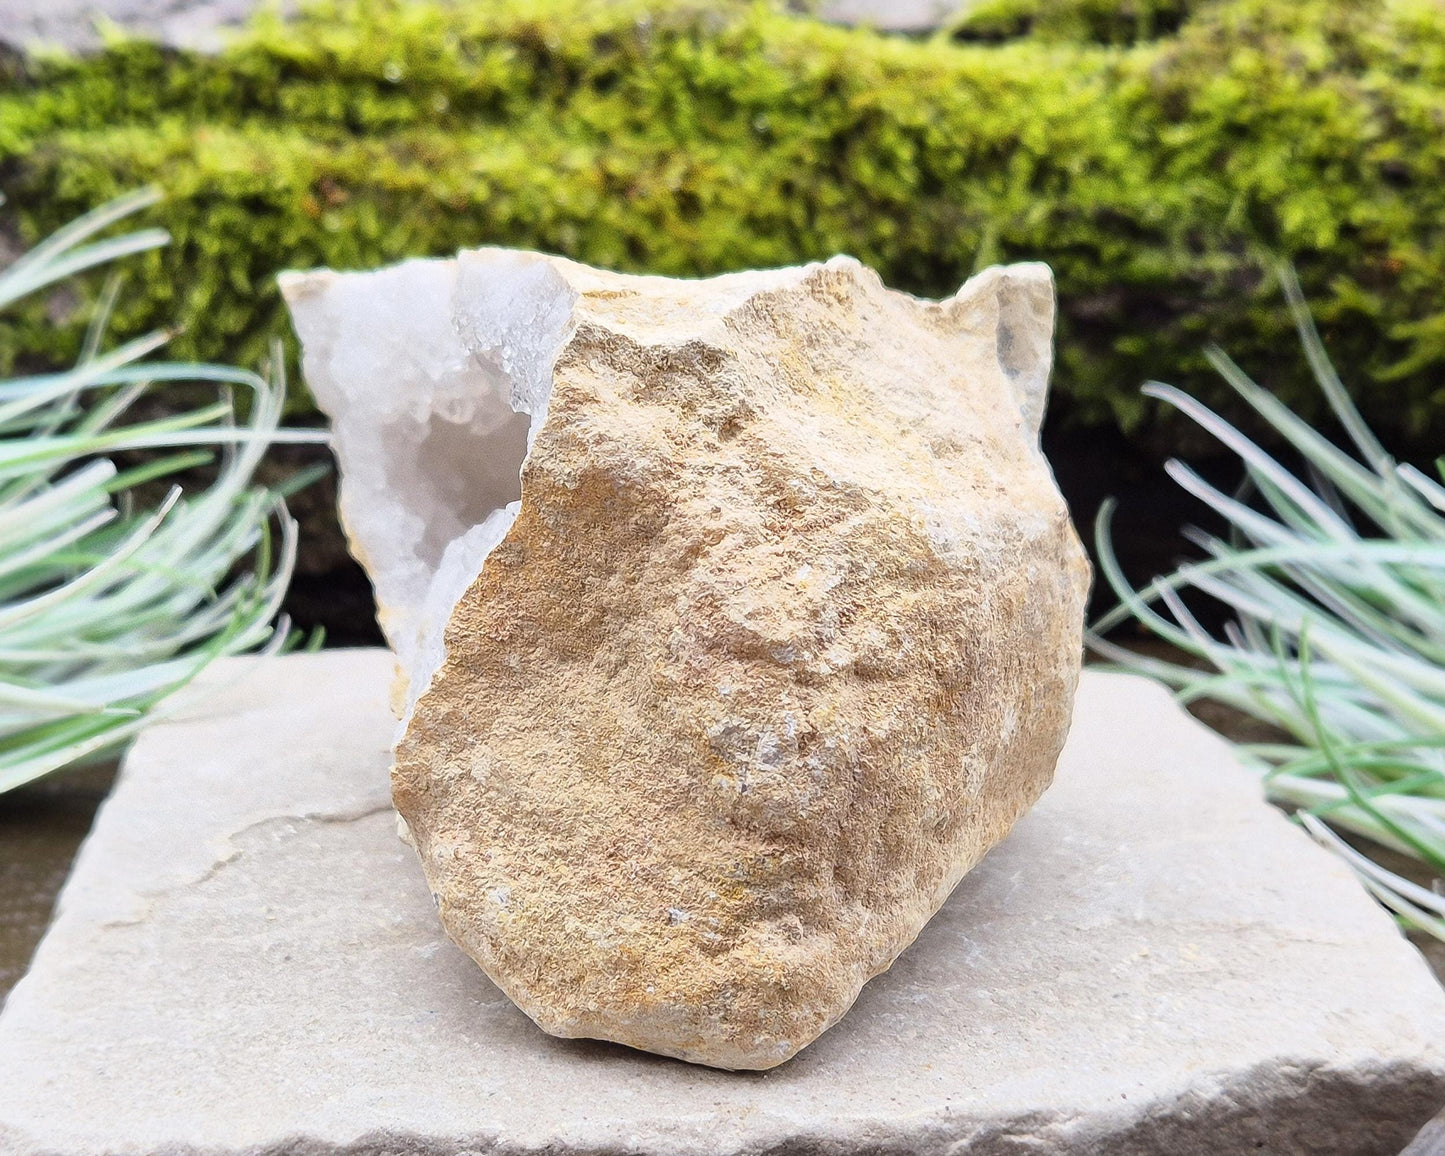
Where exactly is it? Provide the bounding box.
[281,253,1091,1069]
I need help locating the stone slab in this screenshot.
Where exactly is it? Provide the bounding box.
[0,650,1442,1155]
[1406,1109,1445,1156]
[818,0,965,33]
[0,0,960,53]
[0,0,270,52]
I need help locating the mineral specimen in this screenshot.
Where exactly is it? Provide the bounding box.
[281,252,1090,1070]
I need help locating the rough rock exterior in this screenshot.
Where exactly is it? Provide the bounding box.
[281,254,1091,1069]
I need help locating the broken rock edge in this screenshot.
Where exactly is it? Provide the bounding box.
[395,253,1058,729]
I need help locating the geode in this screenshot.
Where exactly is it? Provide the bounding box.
[281,253,1090,1070]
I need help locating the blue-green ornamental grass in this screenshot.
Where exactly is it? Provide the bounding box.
[0,191,321,792]
[1095,270,1445,944]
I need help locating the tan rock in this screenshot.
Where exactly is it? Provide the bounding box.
[281,252,1090,1070]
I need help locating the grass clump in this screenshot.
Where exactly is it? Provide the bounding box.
[2,0,1445,446]
[0,190,319,791]
[1094,269,1445,943]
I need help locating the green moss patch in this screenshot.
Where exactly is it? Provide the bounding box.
[3,0,1444,442]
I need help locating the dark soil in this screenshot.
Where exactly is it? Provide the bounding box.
[0,761,117,1003]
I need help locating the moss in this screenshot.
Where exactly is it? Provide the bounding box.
[3,0,1445,445]
[951,0,1194,44]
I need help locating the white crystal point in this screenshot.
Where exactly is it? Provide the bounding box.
[280,251,861,709]
[280,252,578,712]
